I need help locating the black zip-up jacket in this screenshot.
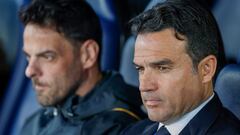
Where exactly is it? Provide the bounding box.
[20,71,146,135]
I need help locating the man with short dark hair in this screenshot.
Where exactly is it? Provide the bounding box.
[121,0,240,134]
[19,0,145,134]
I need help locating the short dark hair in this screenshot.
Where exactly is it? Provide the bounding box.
[130,0,220,70]
[19,0,102,64]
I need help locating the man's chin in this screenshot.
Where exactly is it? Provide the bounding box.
[38,101,53,107]
[37,96,66,107]
[37,97,55,107]
[147,111,168,122]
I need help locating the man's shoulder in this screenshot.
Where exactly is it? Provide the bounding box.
[211,107,240,134]
[120,119,156,135]
[106,72,142,106]
[101,71,145,116]
[205,96,240,133]
[23,108,45,123]
[182,95,240,135]
[20,108,46,135]
[81,110,146,135]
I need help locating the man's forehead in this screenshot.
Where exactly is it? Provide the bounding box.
[24,24,59,36]
[135,33,162,48]
[135,34,187,56]
[135,29,187,46]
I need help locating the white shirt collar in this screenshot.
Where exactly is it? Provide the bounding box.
[158,93,214,135]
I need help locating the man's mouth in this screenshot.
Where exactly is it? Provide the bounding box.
[33,80,48,91]
[144,99,162,107]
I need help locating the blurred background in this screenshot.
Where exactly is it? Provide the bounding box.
[0,0,240,135]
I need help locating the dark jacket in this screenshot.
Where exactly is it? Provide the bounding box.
[20,71,146,135]
[121,94,240,135]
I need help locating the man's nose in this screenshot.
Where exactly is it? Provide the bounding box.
[25,60,40,78]
[139,70,158,92]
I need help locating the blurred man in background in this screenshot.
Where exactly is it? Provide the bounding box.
[19,0,145,134]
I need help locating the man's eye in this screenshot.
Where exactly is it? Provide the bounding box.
[44,55,55,61]
[135,66,144,73]
[156,66,170,71]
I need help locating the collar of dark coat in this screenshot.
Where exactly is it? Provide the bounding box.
[46,71,141,120]
[142,122,159,135]
[179,94,222,135]
[140,94,222,135]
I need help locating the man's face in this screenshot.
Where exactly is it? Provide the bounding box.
[134,28,205,123]
[23,24,83,106]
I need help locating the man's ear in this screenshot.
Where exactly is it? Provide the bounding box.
[79,39,99,69]
[197,55,217,83]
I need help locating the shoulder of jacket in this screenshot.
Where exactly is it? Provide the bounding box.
[80,108,140,135]
[24,108,45,123]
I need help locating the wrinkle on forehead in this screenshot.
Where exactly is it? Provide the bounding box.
[133,29,190,68]
[23,24,76,62]
[24,24,67,43]
[134,29,187,57]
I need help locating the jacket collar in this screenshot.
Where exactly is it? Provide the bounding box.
[142,122,159,135]
[179,94,222,135]
[142,94,222,135]
[60,71,117,119]
[55,71,134,120]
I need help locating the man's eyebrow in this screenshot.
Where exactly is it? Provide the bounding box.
[22,49,56,57]
[132,59,174,67]
[149,59,174,67]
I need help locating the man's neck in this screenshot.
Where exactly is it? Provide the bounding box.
[76,67,102,97]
